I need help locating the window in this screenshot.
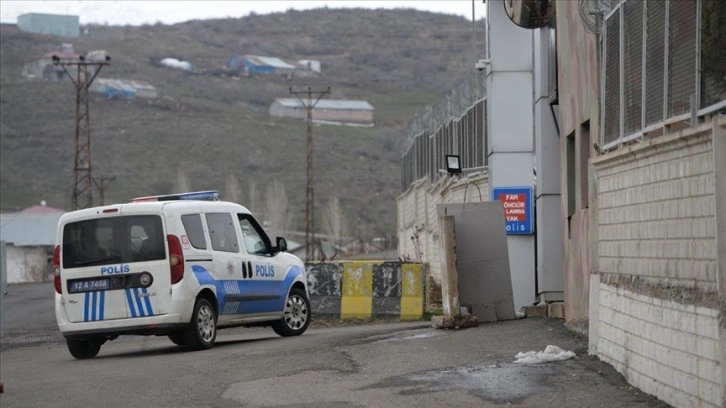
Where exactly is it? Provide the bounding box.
[181,214,207,249]
[62,215,165,268]
[238,214,271,255]
[205,213,239,253]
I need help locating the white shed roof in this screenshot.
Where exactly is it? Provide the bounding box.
[246,55,296,69]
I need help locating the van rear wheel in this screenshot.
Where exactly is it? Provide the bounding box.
[272,288,310,337]
[66,339,102,359]
[183,297,216,350]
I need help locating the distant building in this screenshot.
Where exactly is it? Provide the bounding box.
[22,43,81,81]
[229,55,296,77]
[17,12,79,37]
[269,98,374,126]
[89,78,158,99]
[159,57,194,72]
[0,204,65,283]
[295,60,322,77]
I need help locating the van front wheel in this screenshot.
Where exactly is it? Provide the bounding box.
[66,339,102,359]
[183,297,216,350]
[272,288,310,337]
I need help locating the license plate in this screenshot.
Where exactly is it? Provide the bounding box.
[68,278,110,293]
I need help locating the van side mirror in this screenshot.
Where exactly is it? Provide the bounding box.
[275,237,288,252]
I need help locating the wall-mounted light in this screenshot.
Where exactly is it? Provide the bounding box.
[445,154,462,175]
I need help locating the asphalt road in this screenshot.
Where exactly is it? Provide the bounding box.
[0,283,671,407]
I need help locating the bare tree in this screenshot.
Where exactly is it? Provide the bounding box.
[224,174,242,203]
[322,195,346,246]
[173,168,191,192]
[263,180,291,238]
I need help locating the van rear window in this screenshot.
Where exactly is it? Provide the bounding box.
[62,215,165,268]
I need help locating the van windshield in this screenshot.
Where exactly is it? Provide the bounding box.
[62,215,165,268]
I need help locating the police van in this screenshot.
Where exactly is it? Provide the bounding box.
[53,191,310,359]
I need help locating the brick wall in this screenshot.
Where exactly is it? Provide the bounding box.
[590,118,725,408]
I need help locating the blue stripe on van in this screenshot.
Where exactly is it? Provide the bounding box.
[142,287,154,315]
[125,288,137,317]
[91,291,97,321]
[134,288,145,317]
[191,264,303,316]
[83,291,106,322]
[84,292,90,321]
[99,291,105,320]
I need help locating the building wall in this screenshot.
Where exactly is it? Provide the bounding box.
[312,109,373,124]
[554,1,600,323]
[6,245,52,283]
[17,13,79,38]
[397,173,489,286]
[589,118,725,408]
[269,103,374,125]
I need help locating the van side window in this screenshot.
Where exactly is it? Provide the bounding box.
[237,214,271,255]
[181,214,207,249]
[205,213,239,253]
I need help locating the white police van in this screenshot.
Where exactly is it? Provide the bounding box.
[53,191,310,359]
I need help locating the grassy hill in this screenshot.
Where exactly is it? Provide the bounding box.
[0,7,484,245]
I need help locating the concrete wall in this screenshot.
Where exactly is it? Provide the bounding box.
[17,13,79,37]
[306,261,424,320]
[5,245,52,284]
[589,118,725,408]
[486,0,536,311]
[554,1,600,323]
[397,173,489,286]
[269,103,373,125]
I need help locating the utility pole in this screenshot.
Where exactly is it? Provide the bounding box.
[93,175,116,206]
[53,53,110,210]
[289,86,330,261]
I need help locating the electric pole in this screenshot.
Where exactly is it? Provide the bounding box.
[93,175,116,206]
[53,53,110,210]
[289,85,330,261]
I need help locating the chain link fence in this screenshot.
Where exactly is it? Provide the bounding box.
[401,71,487,190]
[602,0,726,148]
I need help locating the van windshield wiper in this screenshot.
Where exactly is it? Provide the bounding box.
[74,255,123,267]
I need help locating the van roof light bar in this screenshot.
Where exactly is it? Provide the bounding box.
[131,190,220,203]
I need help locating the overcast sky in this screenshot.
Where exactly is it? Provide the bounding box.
[0,1,486,26]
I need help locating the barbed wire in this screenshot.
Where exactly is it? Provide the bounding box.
[402,70,486,155]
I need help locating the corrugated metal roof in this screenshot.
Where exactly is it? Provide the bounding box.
[0,212,63,246]
[245,55,295,70]
[274,98,374,111]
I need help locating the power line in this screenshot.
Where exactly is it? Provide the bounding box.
[289,85,330,261]
[53,53,110,210]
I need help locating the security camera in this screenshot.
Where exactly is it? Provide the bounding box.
[475,59,490,71]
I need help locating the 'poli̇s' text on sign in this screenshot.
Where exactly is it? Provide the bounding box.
[492,186,534,235]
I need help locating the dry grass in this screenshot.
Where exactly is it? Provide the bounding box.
[0,8,484,243]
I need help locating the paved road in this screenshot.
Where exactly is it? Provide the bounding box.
[0,284,670,407]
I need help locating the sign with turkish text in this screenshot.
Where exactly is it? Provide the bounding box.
[492,186,534,235]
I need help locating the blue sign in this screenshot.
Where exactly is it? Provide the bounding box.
[492,186,534,235]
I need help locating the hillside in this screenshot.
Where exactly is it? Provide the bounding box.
[0,7,484,245]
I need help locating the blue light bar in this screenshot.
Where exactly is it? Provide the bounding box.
[131,190,220,202]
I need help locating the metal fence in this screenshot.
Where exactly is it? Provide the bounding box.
[401,72,487,190]
[601,0,726,148]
